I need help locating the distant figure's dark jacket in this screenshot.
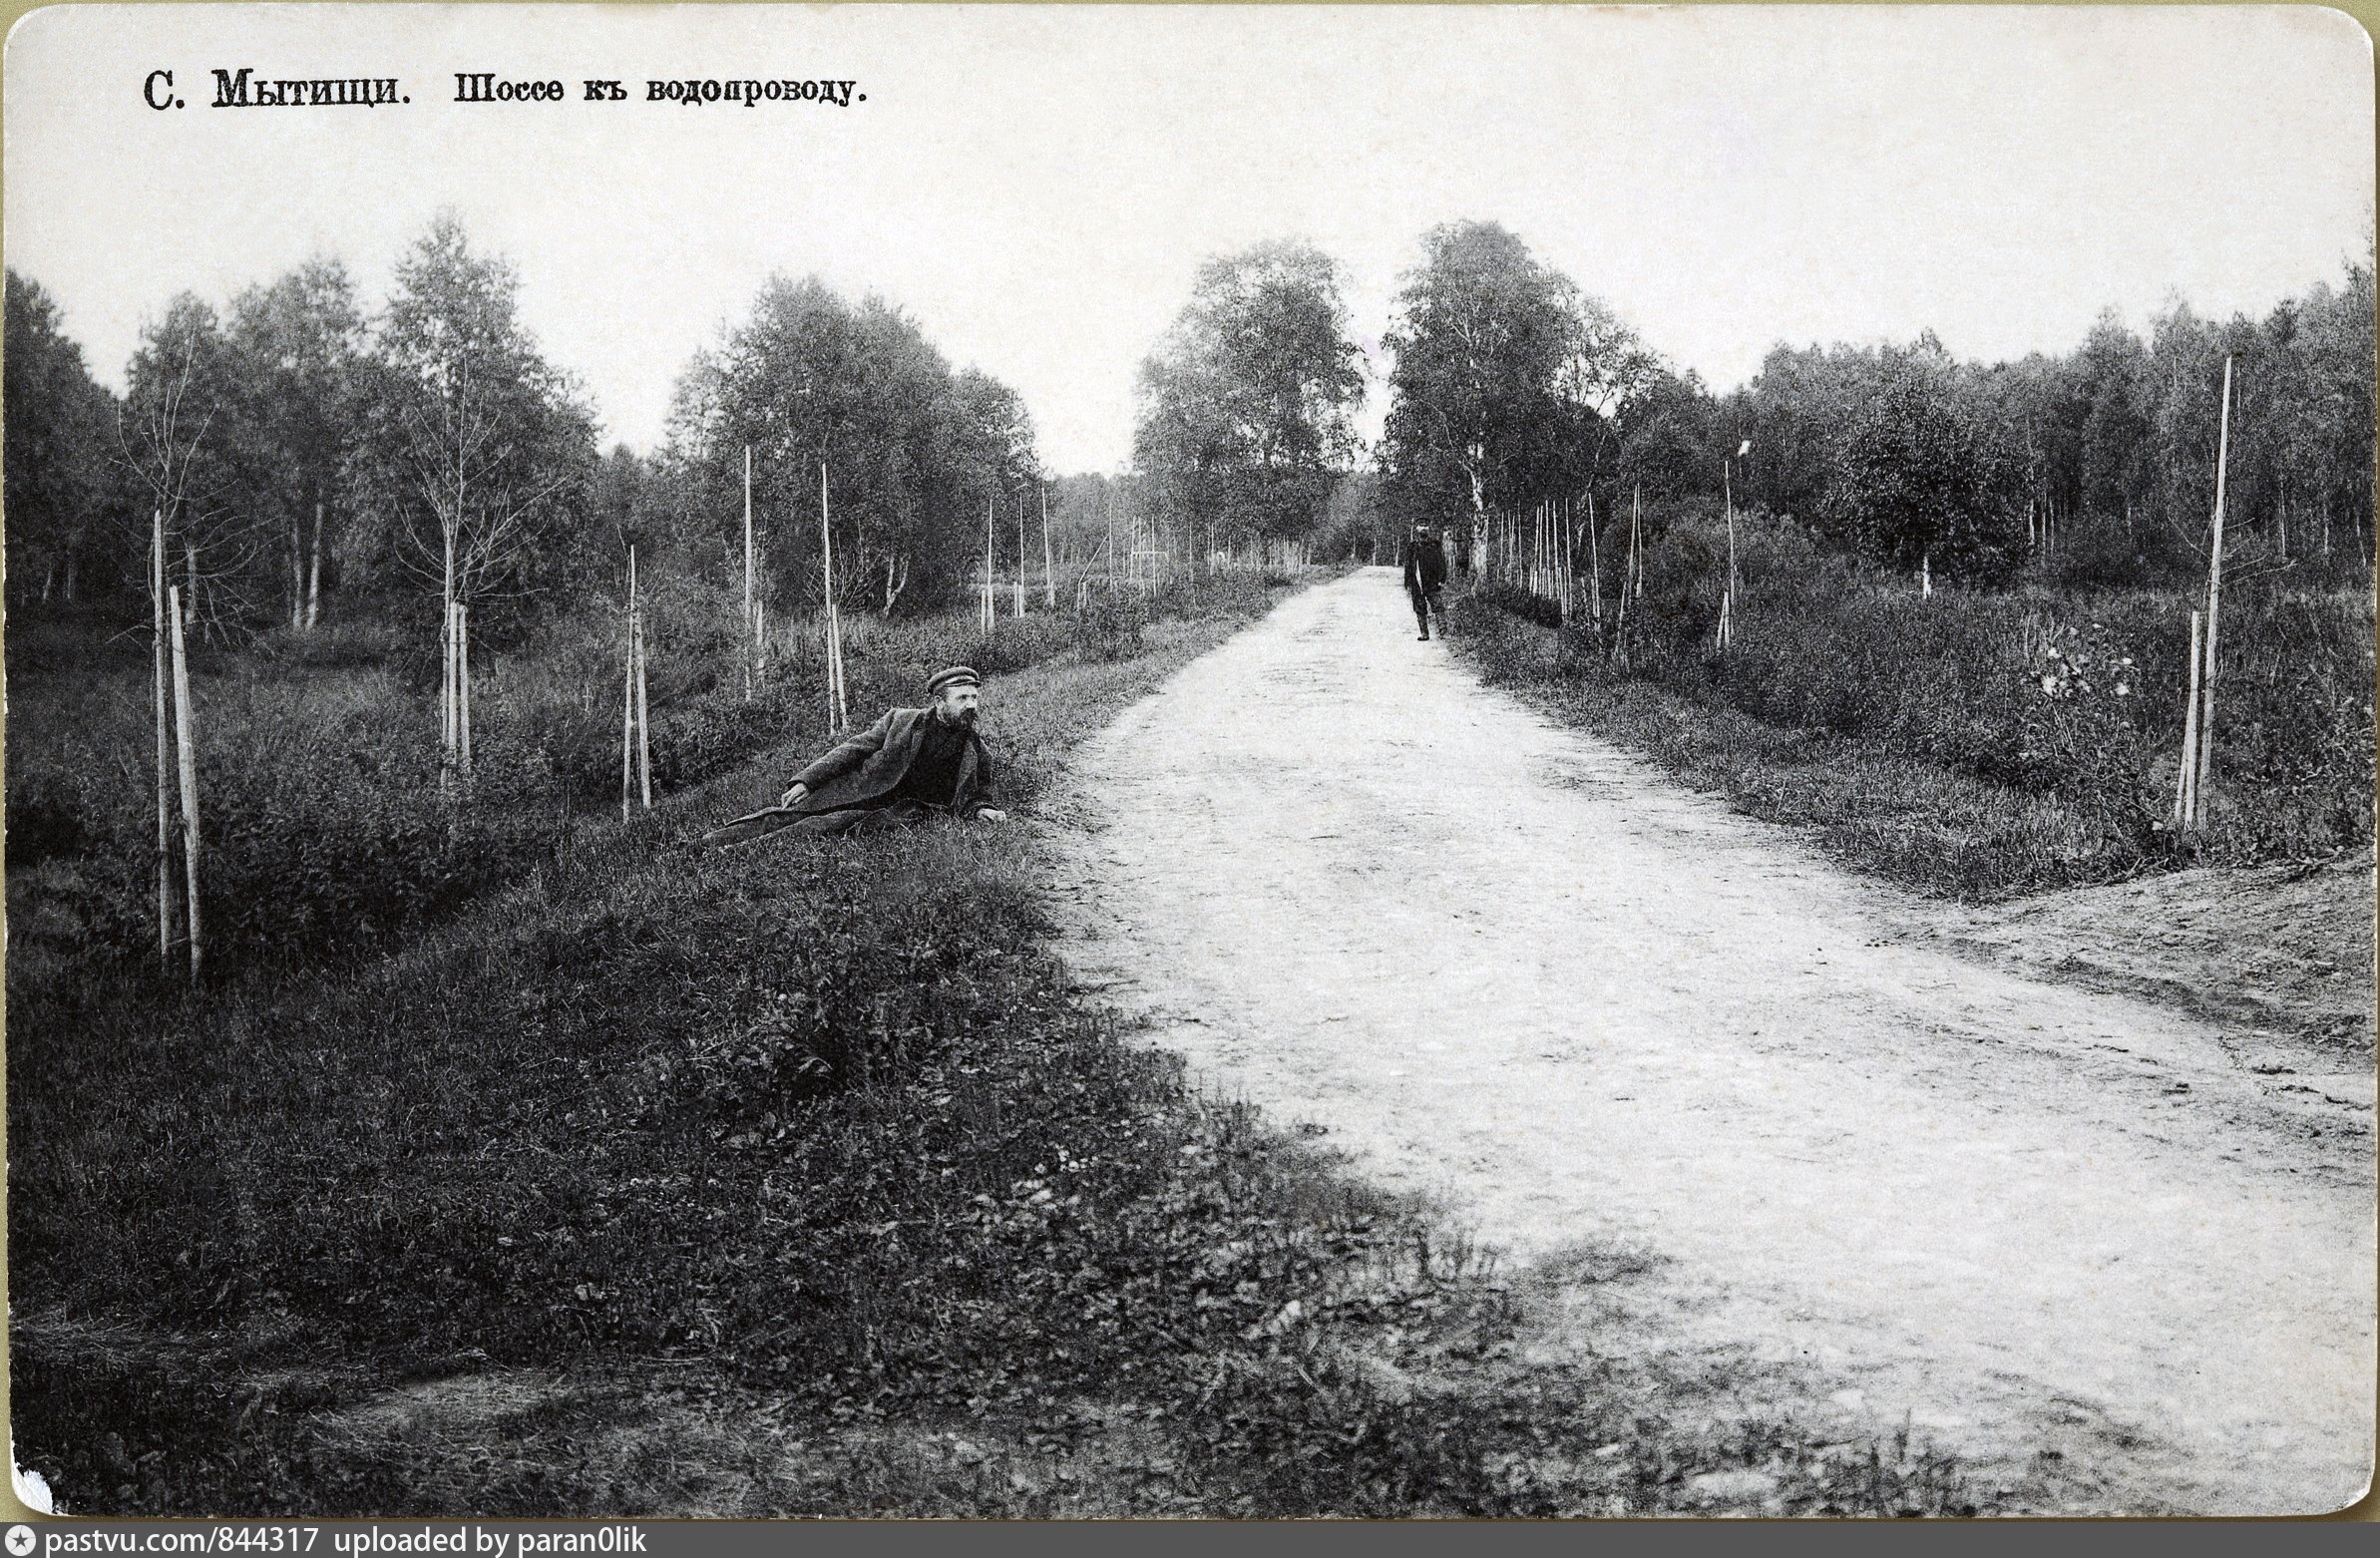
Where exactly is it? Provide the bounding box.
[1400,535,1448,594]
[789,707,994,818]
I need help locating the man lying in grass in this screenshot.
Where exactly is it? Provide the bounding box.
[703,664,1009,845]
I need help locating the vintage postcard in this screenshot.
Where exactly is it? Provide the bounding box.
[4,1,2373,1523]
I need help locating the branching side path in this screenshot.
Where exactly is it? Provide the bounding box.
[1043,569,2375,1515]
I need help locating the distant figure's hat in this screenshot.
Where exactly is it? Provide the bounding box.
[926,665,981,696]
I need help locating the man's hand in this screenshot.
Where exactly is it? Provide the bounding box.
[779,782,809,809]
[977,808,1010,823]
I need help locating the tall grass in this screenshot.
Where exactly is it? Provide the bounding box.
[1461,512,2372,900]
[2,573,1274,983]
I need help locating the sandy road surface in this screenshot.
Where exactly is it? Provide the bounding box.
[1044,568,2375,1515]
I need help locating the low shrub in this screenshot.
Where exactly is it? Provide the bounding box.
[1457,522,2370,898]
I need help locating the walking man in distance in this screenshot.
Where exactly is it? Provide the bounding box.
[1400,522,1448,640]
[701,665,1007,846]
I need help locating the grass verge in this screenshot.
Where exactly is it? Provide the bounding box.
[1448,582,2368,903]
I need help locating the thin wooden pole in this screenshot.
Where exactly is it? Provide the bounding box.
[633,556,652,808]
[2175,607,2203,828]
[1587,492,1602,625]
[1556,497,1569,624]
[1565,495,1578,621]
[152,508,174,970]
[1542,503,1552,603]
[1041,487,1056,608]
[1014,495,1027,617]
[440,580,454,762]
[439,537,457,790]
[743,444,755,701]
[1617,492,1635,646]
[289,512,304,630]
[984,495,996,633]
[457,600,474,773]
[822,462,846,729]
[305,501,324,629]
[2193,355,2234,819]
[168,585,201,983]
[1630,487,1643,600]
[1722,460,1738,649]
[622,547,637,822]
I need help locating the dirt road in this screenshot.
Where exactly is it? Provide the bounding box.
[1045,568,2375,1515]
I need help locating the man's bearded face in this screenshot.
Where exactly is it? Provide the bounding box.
[940,685,982,726]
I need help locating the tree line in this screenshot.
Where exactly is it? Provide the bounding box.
[10,211,2372,648]
[1127,218,2374,589]
[4,216,1051,644]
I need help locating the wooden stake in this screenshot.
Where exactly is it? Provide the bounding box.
[290,510,305,630]
[984,495,996,633]
[622,547,638,821]
[152,508,174,970]
[822,462,847,729]
[1722,460,1738,649]
[1587,493,1602,625]
[1556,496,1570,624]
[1041,487,1056,608]
[1617,490,1636,653]
[2192,355,2234,819]
[743,444,755,701]
[2175,607,2203,828]
[457,600,474,773]
[1014,495,1027,617]
[168,584,201,983]
[633,595,651,809]
[305,501,323,629]
[1630,487,1643,601]
[440,587,455,761]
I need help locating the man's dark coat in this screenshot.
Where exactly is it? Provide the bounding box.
[1401,534,1448,594]
[789,706,995,818]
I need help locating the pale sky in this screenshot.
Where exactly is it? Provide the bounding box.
[5,4,2372,473]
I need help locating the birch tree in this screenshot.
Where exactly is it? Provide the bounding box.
[1132,239,1365,554]
[666,274,1037,615]
[348,214,595,782]
[1380,221,1575,532]
[220,258,366,630]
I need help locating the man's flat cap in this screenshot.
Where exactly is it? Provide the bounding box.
[927,665,982,695]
